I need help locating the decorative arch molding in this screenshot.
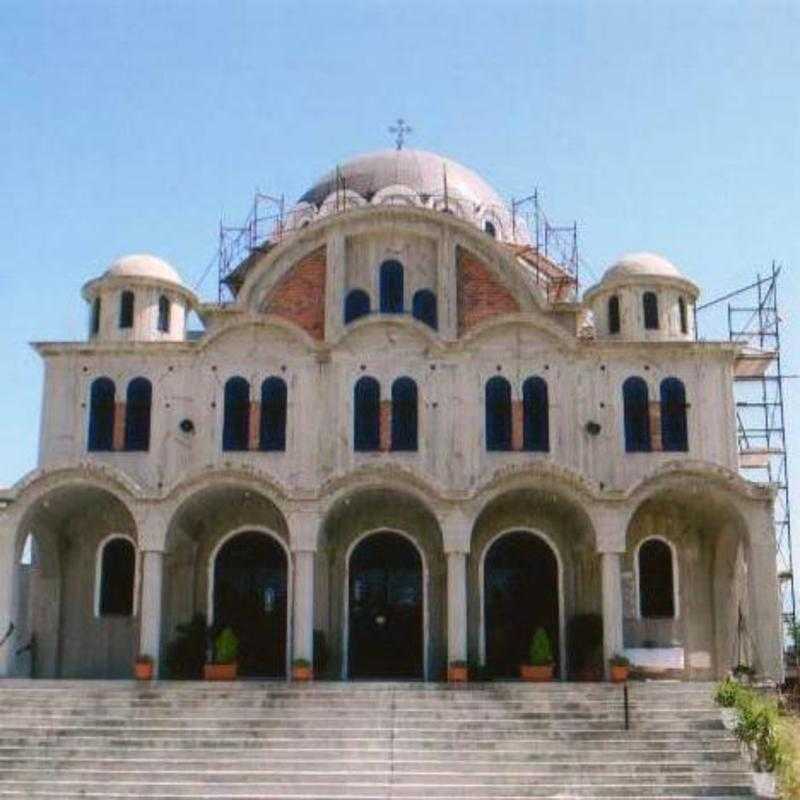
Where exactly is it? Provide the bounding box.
[93,533,140,618]
[236,205,547,315]
[477,526,567,678]
[632,534,680,621]
[457,311,579,351]
[341,527,429,681]
[163,468,291,511]
[331,314,445,351]
[194,315,322,355]
[206,525,293,679]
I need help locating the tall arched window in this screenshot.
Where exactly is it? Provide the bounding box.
[660,377,688,452]
[643,292,659,330]
[90,297,101,336]
[485,376,512,451]
[379,260,404,313]
[119,290,135,329]
[260,377,287,452]
[354,376,380,451]
[638,538,676,618]
[391,377,418,451]
[344,289,371,324]
[97,536,136,617]
[623,377,651,452]
[222,376,250,451]
[412,290,438,330]
[158,295,171,333]
[124,377,152,451]
[522,376,549,452]
[608,295,620,334]
[679,296,688,334]
[88,377,115,452]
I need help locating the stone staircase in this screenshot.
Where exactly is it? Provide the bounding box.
[0,680,756,799]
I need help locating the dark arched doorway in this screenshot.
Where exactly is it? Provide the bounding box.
[484,531,560,678]
[348,531,423,679]
[212,531,288,678]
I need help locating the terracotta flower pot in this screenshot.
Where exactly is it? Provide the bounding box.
[447,665,468,683]
[292,665,313,682]
[520,664,554,682]
[134,661,153,681]
[203,662,238,681]
[610,665,629,683]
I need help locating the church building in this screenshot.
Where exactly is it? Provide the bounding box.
[0,148,784,683]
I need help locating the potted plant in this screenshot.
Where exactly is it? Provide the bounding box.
[714,676,742,730]
[447,660,468,682]
[134,653,154,681]
[203,627,238,681]
[609,653,630,683]
[520,628,554,682]
[292,658,313,681]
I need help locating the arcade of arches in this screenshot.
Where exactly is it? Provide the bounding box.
[0,475,783,683]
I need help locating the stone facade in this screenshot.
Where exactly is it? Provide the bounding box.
[0,149,784,683]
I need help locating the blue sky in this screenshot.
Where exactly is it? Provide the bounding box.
[1,1,799,589]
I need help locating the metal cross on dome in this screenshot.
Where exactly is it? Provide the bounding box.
[389,118,412,151]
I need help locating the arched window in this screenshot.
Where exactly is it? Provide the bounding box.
[222,376,250,451]
[391,377,418,451]
[158,295,171,333]
[643,292,659,330]
[484,220,497,238]
[119,290,135,329]
[660,377,688,452]
[623,377,651,452]
[412,289,438,330]
[379,260,404,313]
[679,296,688,334]
[124,377,152,451]
[485,376,512,451]
[522,376,549,452]
[97,536,136,617]
[344,289,371,324]
[638,538,676,618]
[88,377,115,452]
[608,295,620,334]
[90,297,101,336]
[260,377,287,452]
[354,376,380,452]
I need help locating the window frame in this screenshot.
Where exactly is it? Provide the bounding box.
[485,375,513,452]
[87,377,116,452]
[634,535,679,620]
[522,376,549,452]
[608,295,621,335]
[260,376,288,452]
[344,288,371,324]
[643,291,659,330]
[94,533,139,618]
[157,295,171,333]
[119,290,135,330]
[390,376,418,452]
[124,377,152,452]
[379,260,404,314]
[411,289,438,330]
[222,376,251,452]
[353,376,381,452]
[622,376,652,453]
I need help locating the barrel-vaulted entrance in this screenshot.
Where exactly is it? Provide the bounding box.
[346,530,425,680]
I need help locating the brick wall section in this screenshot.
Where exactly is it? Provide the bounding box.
[511,400,524,451]
[649,401,662,452]
[379,401,392,453]
[248,402,261,451]
[457,247,520,335]
[263,247,327,340]
[112,403,125,451]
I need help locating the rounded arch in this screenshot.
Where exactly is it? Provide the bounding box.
[379,259,404,314]
[342,527,428,680]
[207,525,292,678]
[478,527,566,678]
[633,535,679,620]
[94,533,140,618]
[344,288,371,324]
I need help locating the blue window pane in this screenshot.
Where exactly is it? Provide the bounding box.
[485,376,512,451]
[412,290,437,330]
[223,377,250,451]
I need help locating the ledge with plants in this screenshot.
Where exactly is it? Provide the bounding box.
[608,653,630,683]
[292,658,313,681]
[447,660,468,683]
[204,627,239,681]
[714,676,800,799]
[134,653,154,681]
[521,628,555,682]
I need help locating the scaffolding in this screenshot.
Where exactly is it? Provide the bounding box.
[697,263,797,658]
[213,182,580,303]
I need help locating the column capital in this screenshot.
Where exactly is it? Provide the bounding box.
[131,504,170,552]
[286,506,323,553]
[591,504,627,554]
[439,508,472,554]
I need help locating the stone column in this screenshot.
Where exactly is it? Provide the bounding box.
[138,550,164,677]
[0,517,17,678]
[441,509,471,669]
[446,551,468,665]
[601,551,624,678]
[288,509,321,674]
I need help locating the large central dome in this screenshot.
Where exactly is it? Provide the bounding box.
[293,148,525,243]
[300,149,507,210]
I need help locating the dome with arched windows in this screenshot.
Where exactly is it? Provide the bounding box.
[296,148,526,244]
[104,254,186,287]
[596,252,695,289]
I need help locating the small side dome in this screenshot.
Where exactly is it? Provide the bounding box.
[105,254,185,286]
[600,252,685,283]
